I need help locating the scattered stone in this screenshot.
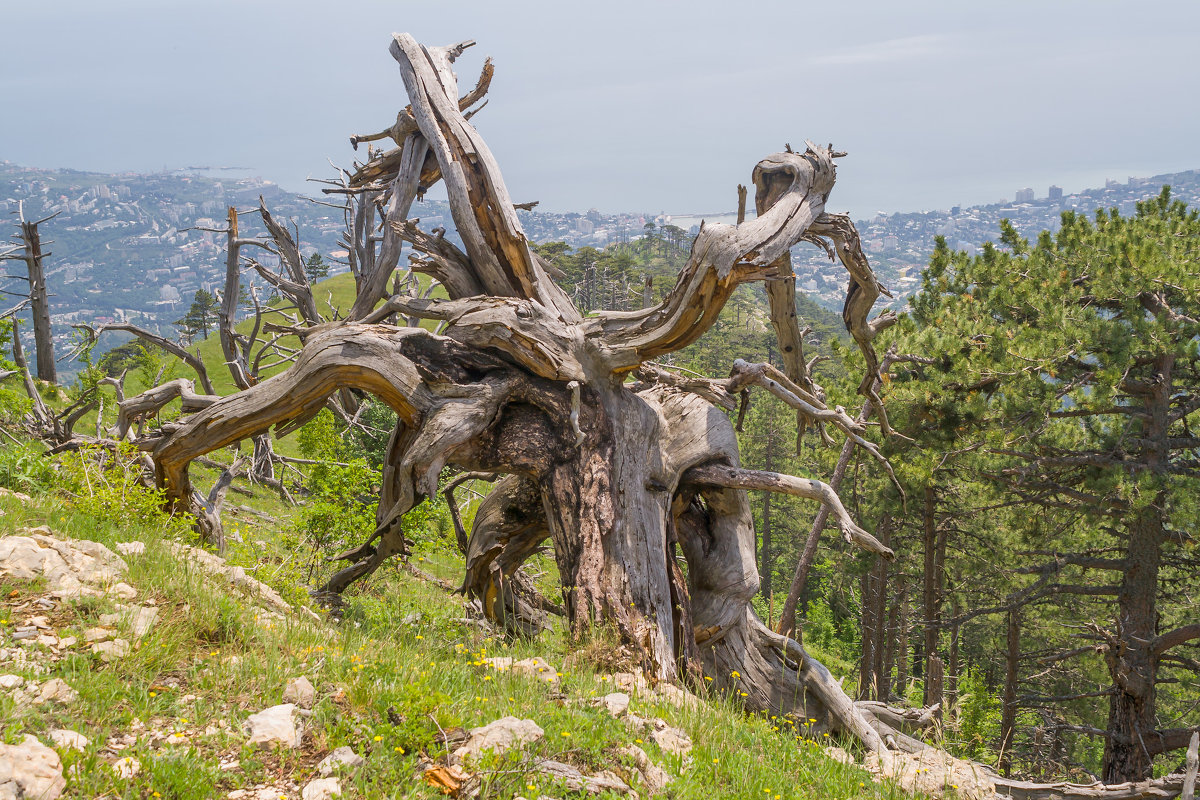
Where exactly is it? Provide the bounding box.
[164,733,190,746]
[101,606,158,638]
[453,716,544,764]
[91,639,131,662]
[535,759,632,796]
[126,606,158,638]
[656,682,700,709]
[481,656,562,685]
[116,541,146,556]
[599,692,630,717]
[316,746,364,777]
[56,636,76,649]
[107,582,138,601]
[84,627,114,643]
[283,676,316,709]
[0,675,22,690]
[37,679,78,705]
[864,748,996,800]
[607,671,652,695]
[230,787,292,800]
[824,745,854,765]
[512,657,560,684]
[619,744,673,792]
[0,533,128,600]
[245,704,302,749]
[481,656,512,671]
[27,616,51,630]
[112,756,140,779]
[167,543,290,612]
[0,487,32,503]
[47,730,89,752]
[37,635,58,647]
[302,777,341,800]
[650,721,692,757]
[0,734,66,799]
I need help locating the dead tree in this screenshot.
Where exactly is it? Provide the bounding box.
[3,201,59,383]
[128,34,916,751]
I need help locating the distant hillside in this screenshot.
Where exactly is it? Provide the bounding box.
[3,160,1197,368]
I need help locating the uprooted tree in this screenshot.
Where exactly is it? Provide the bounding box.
[79,34,1195,797]
[128,33,898,750]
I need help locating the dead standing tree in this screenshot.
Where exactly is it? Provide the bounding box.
[136,35,903,748]
[2,201,59,384]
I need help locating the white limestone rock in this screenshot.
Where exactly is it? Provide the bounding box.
[245,704,302,749]
[316,746,364,777]
[112,755,140,779]
[91,639,131,662]
[282,676,316,709]
[650,721,692,757]
[0,734,66,799]
[116,541,146,556]
[453,716,544,764]
[302,777,342,800]
[599,692,630,717]
[36,679,78,706]
[47,730,90,753]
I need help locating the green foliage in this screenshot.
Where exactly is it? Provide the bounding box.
[800,597,859,677]
[295,409,377,554]
[345,398,398,471]
[304,251,330,282]
[55,442,189,532]
[0,321,31,424]
[0,439,54,493]
[947,668,1001,762]
[174,289,219,341]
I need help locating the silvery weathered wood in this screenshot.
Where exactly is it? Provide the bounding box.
[134,33,914,765]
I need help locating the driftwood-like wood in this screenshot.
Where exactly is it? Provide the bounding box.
[1184,732,1198,800]
[85,323,216,395]
[133,32,920,769]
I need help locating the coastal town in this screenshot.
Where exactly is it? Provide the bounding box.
[3,160,1198,343]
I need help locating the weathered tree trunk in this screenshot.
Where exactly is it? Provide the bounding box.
[759,400,775,608]
[1102,354,1174,784]
[927,655,944,725]
[12,203,57,384]
[883,578,901,701]
[1001,607,1021,777]
[138,31,905,760]
[870,517,892,700]
[898,580,910,696]
[947,582,960,720]
[921,484,939,694]
[1102,501,1164,783]
[860,563,878,700]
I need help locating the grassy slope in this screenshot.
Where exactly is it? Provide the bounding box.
[8,273,936,797]
[0,487,923,800]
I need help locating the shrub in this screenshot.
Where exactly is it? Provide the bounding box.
[0,439,54,493]
[54,442,188,532]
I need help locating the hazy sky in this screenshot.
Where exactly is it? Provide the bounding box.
[3,1,1198,217]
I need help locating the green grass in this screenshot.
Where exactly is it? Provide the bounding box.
[0,484,926,799]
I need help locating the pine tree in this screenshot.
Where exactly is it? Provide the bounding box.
[304,252,330,283]
[175,289,219,341]
[895,188,1200,782]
